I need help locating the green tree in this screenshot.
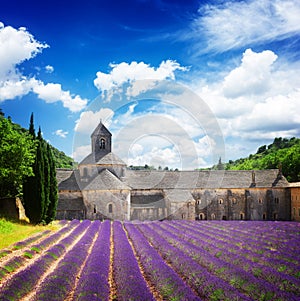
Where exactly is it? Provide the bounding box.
[24,128,46,224]
[0,115,36,197]
[45,144,58,223]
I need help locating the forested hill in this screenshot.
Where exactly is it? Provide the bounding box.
[50,145,77,169]
[218,137,300,182]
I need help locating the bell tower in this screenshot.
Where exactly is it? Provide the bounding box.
[91,121,112,162]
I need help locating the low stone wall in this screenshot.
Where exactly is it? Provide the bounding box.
[0,197,29,222]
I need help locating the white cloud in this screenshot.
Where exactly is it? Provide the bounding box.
[54,129,68,138]
[0,23,48,78]
[45,65,54,73]
[223,49,278,98]
[94,60,187,100]
[192,48,300,160]
[0,22,87,112]
[74,108,114,133]
[33,81,88,112]
[72,144,91,162]
[190,0,300,53]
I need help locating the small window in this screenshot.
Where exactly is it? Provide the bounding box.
[196,199,201,205]
[94,205,97,214]
[258,198,263,204]
[83,167,88,177]
[198,213,205,220]
[211,213,216,220]
[222,215,227,220]
[100,138,105,149]
[181,213,185,219]
[108,204,113,213]
[240,213,244,220]
[292,207,296,217]
[298,208,300,217]
[273,212,278,220]
[232,198,237,204]
[274,197,279,204]
[219,199,223,204]
[263,213,266,220]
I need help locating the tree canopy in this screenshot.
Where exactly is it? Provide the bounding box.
[0,114,36,196]
[224,137,300,182]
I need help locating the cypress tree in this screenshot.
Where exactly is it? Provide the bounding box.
[23,115,58,224]
[45,143,58,223]
[29,113,35,138]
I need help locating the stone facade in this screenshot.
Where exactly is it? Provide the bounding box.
[56,121,293,221]
[290,183,300,222]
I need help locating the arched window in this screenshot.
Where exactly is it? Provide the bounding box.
[240,212,245,220]
[83,167,88,177]
[211,213,216,220]
[94,204,97,214]
[219,199,223,204]
[199,213,205,220]
[263,213,266,220]
[100,138,105,149]
[108,204,113,213]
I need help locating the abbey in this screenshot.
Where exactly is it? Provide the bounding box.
[56,122,291,221]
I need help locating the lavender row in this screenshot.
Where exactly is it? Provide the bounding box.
[0,255,25,282]
[113,221,155,301]
[34,220,97,300]
[30,218,80,253]
[188,221,300,261]
[73,220,111,301]
[12,230,51,250]
[137,223,252,301]
[171,220,300,279]
[0,220,90,300]
[176,220,300,272]
[125,222,201,301]
[155,221,300,299]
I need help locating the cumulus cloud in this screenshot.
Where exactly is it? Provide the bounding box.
[0,22,87,112]
[54,129,68,138]
[94,60,187,100]
[72,144,91,162]
[190,0,300,53]
[74,108,114,134]
[223,49,278,98]
[194,48,300,159]
[0,23,48,78]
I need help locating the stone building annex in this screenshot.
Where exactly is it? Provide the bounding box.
[56,122,291,221]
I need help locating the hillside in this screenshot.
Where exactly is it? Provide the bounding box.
[218,137,300,182]
[50,145,77,169]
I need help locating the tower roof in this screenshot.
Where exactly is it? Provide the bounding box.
[91,121,111,138]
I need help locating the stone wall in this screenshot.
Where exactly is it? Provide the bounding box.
[0,197,29,222]
[193,188,291,221]
[83,189,130,220]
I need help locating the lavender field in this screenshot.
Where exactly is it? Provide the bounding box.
[0,220,299,301]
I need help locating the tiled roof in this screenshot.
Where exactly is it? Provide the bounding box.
[57,170,80,191]
[91,121,111,138]
[56,169,74,185]
[124,169,289,189]
[83,169,131,190]
[79,152,126,166]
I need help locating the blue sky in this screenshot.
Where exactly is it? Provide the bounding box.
[1,0,300,169]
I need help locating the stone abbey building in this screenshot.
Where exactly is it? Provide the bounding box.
[56,122,291,221]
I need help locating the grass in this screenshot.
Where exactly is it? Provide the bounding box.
[0,218,58,250]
